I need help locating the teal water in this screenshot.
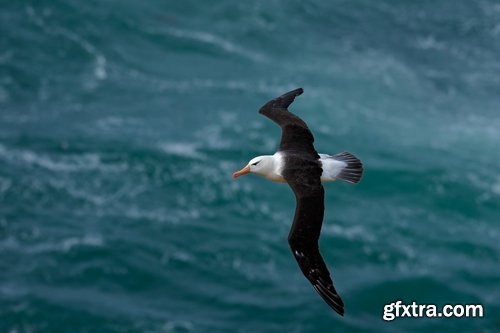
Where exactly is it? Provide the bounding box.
[1,1,500,332]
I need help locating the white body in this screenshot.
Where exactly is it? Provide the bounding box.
[248,152,347,183]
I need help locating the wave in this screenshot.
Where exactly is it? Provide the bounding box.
[0,144,127,173]
[1,234,104,254]
[25,5,107,87]
[163,27,266,63]
[159,142,205,159]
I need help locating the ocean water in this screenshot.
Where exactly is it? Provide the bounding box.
[1,1,500,332]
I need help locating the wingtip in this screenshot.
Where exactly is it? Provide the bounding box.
[334,303,345,316]
[259,88,304,112]
[285,87,304,98]
[323,295,345,316]
[313,283,345,316]
[329,299,345,316]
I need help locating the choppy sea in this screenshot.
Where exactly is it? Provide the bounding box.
[1,1,500,332]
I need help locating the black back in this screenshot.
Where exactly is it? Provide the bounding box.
[258,88,345,316]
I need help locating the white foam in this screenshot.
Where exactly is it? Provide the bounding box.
[492,179,500,196]
[0,143,126,173]
[415,35,445,51]
[0,86,8,103]
[25,6,107,82]
[322,224,375,242]
[0,234,104,254]
[163,320,194,332]
[55,28,107,80]
[160,142,204,159]
[97,117,124,129]
[120,205,171,224]
[61,235,104,252]
[0,176,12,194]
[165,28,265,62]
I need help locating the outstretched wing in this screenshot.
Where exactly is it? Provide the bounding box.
[258,88,317,155]
[259,89,343,314]
[283,159,345,316]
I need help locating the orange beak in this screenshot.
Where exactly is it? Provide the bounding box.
[232,165,250,179]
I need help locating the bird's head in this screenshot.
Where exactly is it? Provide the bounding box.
[232,155,272,179]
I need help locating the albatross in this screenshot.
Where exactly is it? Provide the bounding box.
[232,88,363,316]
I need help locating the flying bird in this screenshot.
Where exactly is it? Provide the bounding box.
[232,88,363,316]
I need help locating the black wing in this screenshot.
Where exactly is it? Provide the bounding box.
[283,158,345,316]
[258,88,317,155]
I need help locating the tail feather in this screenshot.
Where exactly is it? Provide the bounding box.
[333,152,363,184]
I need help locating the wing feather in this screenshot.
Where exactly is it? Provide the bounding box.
[258,89,344,315]
[283,158,345,316]
[258,88,317,154]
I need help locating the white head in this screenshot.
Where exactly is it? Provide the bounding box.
[232,155,275,179]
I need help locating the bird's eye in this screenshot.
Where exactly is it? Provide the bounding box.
[252,161,260,166]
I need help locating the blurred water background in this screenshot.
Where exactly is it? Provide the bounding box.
[1,1,500,332]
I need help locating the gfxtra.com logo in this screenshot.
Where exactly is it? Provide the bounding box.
[383,300,484,321]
